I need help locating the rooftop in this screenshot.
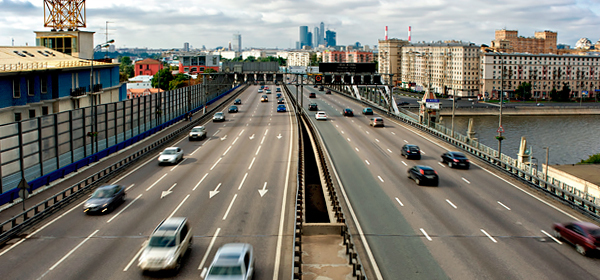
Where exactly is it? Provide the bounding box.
[552,164,600,186]
[0,46,115,73]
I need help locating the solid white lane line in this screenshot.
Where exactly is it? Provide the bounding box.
[238,173,249,190]
[355,148,359,152]
[446,199,457,209]
[167,195,190,219]
[541,230,562,244]
[198,228,221,270]
[420,228,432,241]
[402,161,407,166]
[387,149,393,153]
[210,158,222,170]
[462,178,471,184]
[0,200,86,257]
[107,194,143,223]
[222,194,238,220]
[248,157,256,169]
[123,246,145,271]
[347,138,351,142]
[378,176,384,183]
[223,146,233,156]
[146,174,168,191]
[481,229,497,243]
[395,197,404,207]
[256,145,262,155]
[49,229,99,270]
[497,201,511,210]
[193,173,209,191]
[125,184,135,191]
[365,160,370,165]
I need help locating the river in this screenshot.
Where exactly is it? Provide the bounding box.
[437,115,600,165]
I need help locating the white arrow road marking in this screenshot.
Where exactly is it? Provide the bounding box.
[161,183,177,199]
[220,135,227,141]
[250,134,255,140]
[210,183,222,198]
[259,182,269,197]
[277,133,283,139]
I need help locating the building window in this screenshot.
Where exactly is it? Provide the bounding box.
[42,106,49,115]
[28,78,35,96]
[13,79,21,98]
[40,76,48,93]
[14,112,22,122]
[29,109,36,118]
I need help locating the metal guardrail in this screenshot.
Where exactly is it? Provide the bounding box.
[285,85,367,280]
[336,86,600,222]
[0,84,249,245]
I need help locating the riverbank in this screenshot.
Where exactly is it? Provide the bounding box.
[434,105,600,116]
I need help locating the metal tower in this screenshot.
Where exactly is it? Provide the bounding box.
[44,0,86,31]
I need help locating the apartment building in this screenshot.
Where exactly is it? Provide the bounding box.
[491,29,558,54]
[400,42,481,97]
[322,50,374,63]
[287,51,311,67]
[481,52,600,100]
[378,39,409,86]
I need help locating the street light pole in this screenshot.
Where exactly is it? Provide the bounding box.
[544,147,550,181]
[497,52,504,159]
[90,39,114,154]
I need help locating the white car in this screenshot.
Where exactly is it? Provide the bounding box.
[158,147,183,165]
[138,217,192,272]
[206,243,254,280]
[257,89,263,93]
[315,111,327,120]
[213,112,226,122]
[189,126,207,141]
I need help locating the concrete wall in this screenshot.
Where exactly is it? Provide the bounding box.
[547,166,600,198]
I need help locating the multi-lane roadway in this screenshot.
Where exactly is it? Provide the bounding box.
[0,85,297,280]
[290,85,600,280]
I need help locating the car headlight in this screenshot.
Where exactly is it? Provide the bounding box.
[102,203,108,208]
[166,254,176,265]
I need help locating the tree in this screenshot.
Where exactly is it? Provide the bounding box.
[579,153,600,164]
[558,83,572,102]
[245,56,257,62]
[152,68,174,90]
[119,56,134,79]
[515,82,532,101]
[309,53,321,66]
[204,68,217,73]
[549,88,558,101]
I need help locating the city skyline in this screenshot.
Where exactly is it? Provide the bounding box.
[1,0,600,50]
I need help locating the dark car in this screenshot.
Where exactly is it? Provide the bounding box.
[441,151,470,169]
[277,98,285,104]
[83,185,126,214]
[362,107,373,115]
[343,108,354,116]
[277,104,287,112]
[313,85,318,88]
[308,103,318,111]
[276,93,282,98]
[228,105,238,113]
[401,144,421,159]
[276,87,281,92]
[309,92,316,98]
[326,89,331,94]
[553,221,600,256]
[397,101,410,106]
[319,86,324,91]
[407,165,439,186]
[234,98,242,105]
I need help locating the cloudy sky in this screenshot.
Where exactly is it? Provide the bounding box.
[1,0,600,50]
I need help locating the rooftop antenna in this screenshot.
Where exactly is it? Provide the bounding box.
[44,0,86,31]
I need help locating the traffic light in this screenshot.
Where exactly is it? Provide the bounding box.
[363,75,372,85]
[353,75,362,85]
[343,75,352,84]
[373,75,381,84]
[324,74,332,84]
[334,75,342,84]
[314,74,323,84]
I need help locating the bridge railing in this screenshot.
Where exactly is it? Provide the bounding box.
[335,86,600,221]
[0,84,248,245]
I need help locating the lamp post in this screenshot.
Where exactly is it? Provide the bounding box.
[543,147,550,181]
[494,51,505,159]
[90,39,114,154]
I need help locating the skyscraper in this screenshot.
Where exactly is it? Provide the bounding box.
[319,22,325,46]
[232,33,242,52]
[307,31,313,48]
[313,27,320,47]
[326,30,336,47]
[183,42,190,52]
[299,26,309,49]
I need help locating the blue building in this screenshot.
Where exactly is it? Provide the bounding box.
[299,26,309,49]
[326,30,337,47]
[0,46,125,125]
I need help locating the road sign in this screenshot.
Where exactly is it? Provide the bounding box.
[319,63,376,73]
[426,103,440,109]
[497,126,505,133]
[19,188,28,199]
[426,99,440,102]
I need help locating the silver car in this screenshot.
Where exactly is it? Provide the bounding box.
[189,126,207,141]
[213,112,226,122]
[158,147,183,165]
[206,243,254,280]
[138,217,192,272]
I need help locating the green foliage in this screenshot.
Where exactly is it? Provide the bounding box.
[549,84,572,102]
[309,53,321,66]
[152,68,174,90]
[515,82,532,101]
[221,55,287,66]
[245,56,257,62]
[579,154,600,164]
[204,68,217,73]
[118,56,134,80]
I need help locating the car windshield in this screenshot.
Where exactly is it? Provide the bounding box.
[423,170,436,175]
[192,128,204,132]
[162,150,177,155]
[452,153,466,159]
[230,106,236,109]
[208,265,243,275]
[365,108,372,112]
[409,147,420,152]
[589,228,600,237]
[149,235,176,247]
[91,189,113,198]
[215,113,223,117]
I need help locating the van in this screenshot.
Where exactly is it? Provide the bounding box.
[138,217,193,272]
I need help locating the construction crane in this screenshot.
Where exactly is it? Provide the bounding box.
[44,0,86,31]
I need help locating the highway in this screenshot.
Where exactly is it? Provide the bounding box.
[290,85,600,280]
[0,85,297,280]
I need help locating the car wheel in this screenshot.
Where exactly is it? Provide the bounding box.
[553,230,562,240]
[415,178,421,185]
[174,257,182,271]
[448,161,453,168]
[576,244,587,256]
